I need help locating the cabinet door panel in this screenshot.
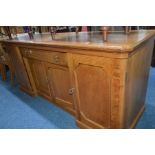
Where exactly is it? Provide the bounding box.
[73,55,111,128]
[46,64,74,113]
[75,64,110,127]
[28,59,52,100]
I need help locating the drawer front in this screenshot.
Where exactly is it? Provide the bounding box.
[21,48,68,66]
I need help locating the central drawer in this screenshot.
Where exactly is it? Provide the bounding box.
[21,48,68,66]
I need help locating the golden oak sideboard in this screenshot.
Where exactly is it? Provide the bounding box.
[0,30,155,128]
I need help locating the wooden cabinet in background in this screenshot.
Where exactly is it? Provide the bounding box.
[5,45,34,95]
[151,41,155,67]
[40,26,49,33]
[16,27,24,33]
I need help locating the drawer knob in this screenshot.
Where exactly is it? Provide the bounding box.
[29,50,32,54]
[53,55,59,63]
[68,88,75,95]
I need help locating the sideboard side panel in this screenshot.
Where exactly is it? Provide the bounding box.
[124,39,154,128]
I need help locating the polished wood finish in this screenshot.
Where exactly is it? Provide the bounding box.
[20,47,75,114]
[124,40,154,128]
[21,48,68,66]
[2,31,155,52]
[72,54,111,128]
[1,30,155,128]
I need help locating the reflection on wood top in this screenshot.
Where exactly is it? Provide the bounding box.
[1,30,155,52]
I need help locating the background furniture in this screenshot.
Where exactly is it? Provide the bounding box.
[151,41,155,67]
[138,26,155,67]
[145,27,155,67]
[0,44,15,85]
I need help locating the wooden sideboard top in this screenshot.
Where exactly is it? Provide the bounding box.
[1,30,155,53]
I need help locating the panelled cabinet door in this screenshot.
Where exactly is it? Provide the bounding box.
[28,58,52,100]
[5,45,33,93]
[72,54,111,128]
[46,63,75,114]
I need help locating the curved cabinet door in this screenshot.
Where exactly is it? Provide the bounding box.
[72,54,111,128]
[46,63,75,115]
